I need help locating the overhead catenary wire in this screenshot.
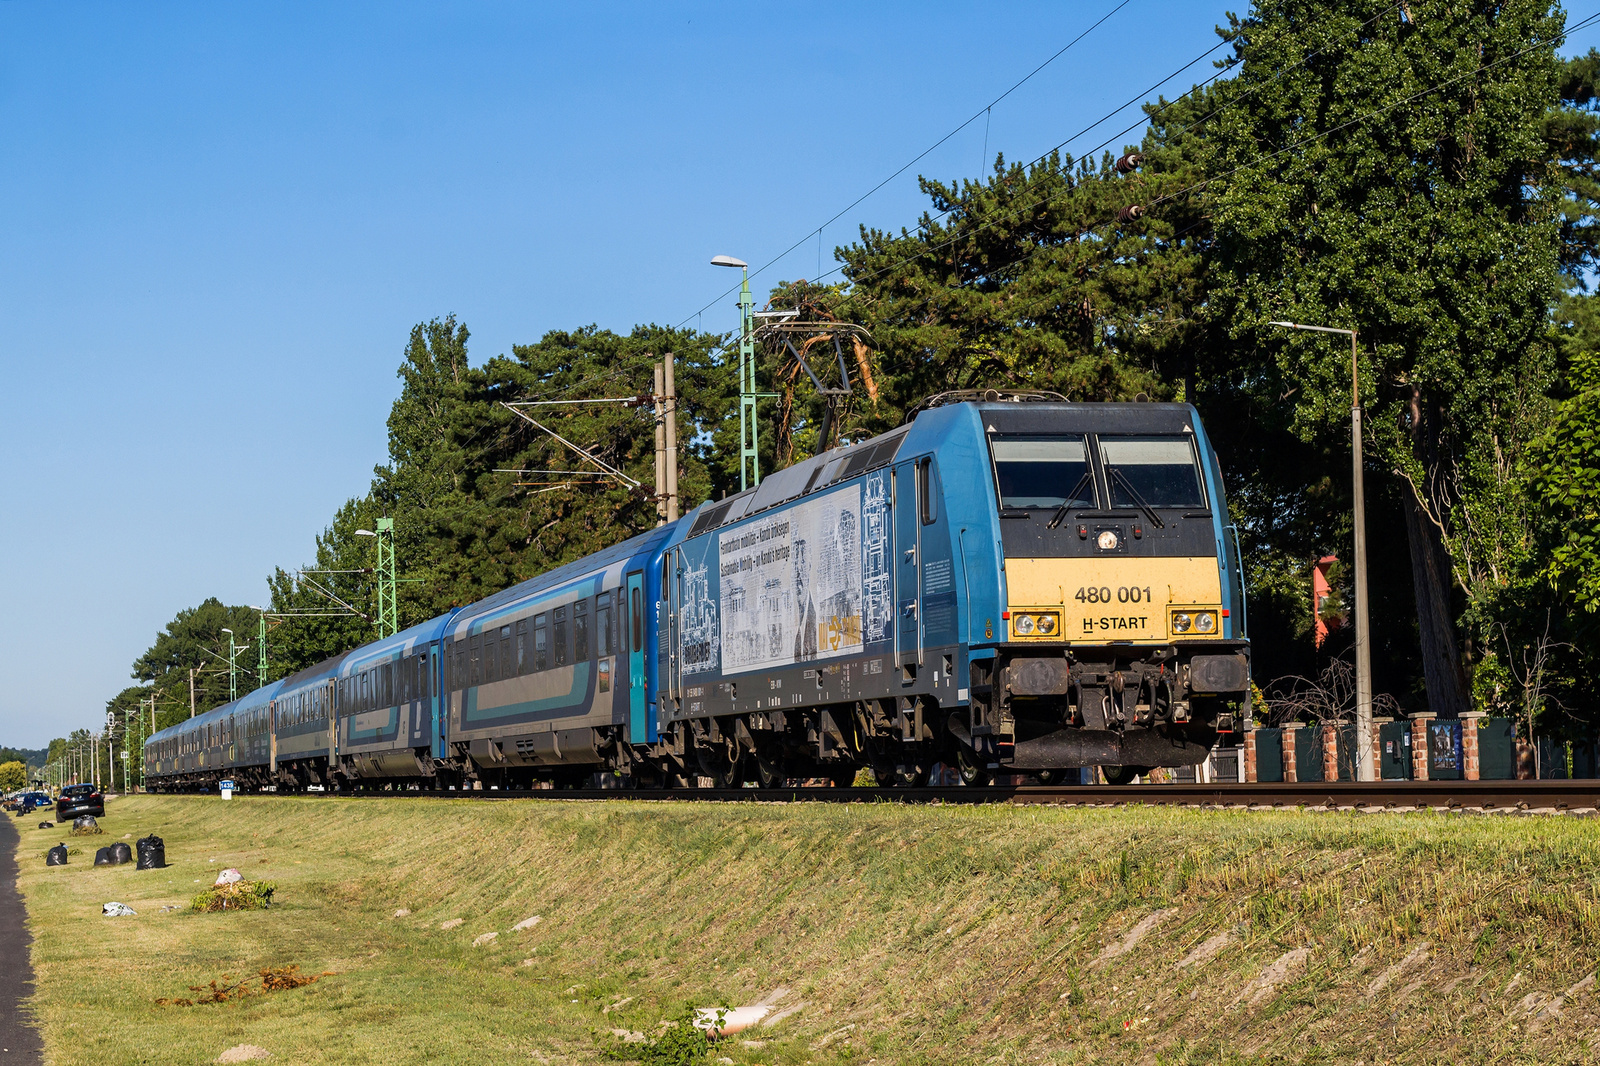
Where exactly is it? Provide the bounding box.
[827,8,1600,294]
[513,6,1590,410]
[670,0,1139,332]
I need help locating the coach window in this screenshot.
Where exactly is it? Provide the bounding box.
[553,607,569,667]
[453,642,466,691]
[515,620,528,675]
[534,613,548,671]
[631,586,642,650]
[574,600,590,661]
[486,629,500,683]
[917,457,939,524]
[469,633,483,686]
[595,593,613,657]
[500,626,512,680]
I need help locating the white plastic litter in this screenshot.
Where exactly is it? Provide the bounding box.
[693,1005,770,1036]
[513,914,543,931]
[214,868,242,885]
[102,902,137,917]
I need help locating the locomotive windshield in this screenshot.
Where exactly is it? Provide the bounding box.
[991,436,1097,509]
[1099,435,1206,509]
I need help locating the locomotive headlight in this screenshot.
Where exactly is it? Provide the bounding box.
[1171,612,1193,634]
[1035,613,1058,635]
[1195,611,1218,634]
[1013,614,1037,636]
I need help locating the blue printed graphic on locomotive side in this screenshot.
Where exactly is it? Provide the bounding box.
[675,470,894,695]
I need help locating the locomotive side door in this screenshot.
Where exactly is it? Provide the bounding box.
[626,569,648,744]
[893,459,924,673]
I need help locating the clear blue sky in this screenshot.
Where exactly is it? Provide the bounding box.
[0,0,1342,747]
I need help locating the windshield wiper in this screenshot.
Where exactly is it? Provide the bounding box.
[1046,472,1096,529]
[1108,468,1166,530]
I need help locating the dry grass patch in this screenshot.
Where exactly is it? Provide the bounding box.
[16,795,1600,1064]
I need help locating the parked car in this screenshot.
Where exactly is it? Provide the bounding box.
[57,784,104,819]
[17,790,52,814]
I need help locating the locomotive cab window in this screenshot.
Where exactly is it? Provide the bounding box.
[1098,436,1206,510]
[989,436,1096,510]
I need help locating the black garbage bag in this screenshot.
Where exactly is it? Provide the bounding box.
[93,847,114,866]
[46,844,67,866]
[135,834,165,870]
[71,814,99,834]
[37,822,53,830]
[110,842,132,864]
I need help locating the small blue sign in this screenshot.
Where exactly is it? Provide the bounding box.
[219,779,235,790]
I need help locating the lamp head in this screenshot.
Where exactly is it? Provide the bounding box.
[354,529,375,537]
[710,255,747,269]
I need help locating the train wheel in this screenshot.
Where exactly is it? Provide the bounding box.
[1101,765,1151,785]
[956,747,992,787]
[1034,769,1071,785]
[753,755,785,789]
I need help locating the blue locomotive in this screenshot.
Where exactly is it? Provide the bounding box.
[146,394,1250,790]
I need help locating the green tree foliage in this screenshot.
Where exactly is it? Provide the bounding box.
[130,598,261,726]
[0,761,26,792]
[1536,350,1600,608]
[1198,0,1565,716]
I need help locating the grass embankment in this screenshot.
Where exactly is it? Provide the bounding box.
[15,796,1600,1065]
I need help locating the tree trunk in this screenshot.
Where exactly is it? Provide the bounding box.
[1402,386,1470,718]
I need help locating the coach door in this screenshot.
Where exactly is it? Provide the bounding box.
[626,570,648,744]
[893,459,925,674]
[430,644,445,759]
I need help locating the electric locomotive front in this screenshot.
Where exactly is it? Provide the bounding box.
[959,399,1249,781]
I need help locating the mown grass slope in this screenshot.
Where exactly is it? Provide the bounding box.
[16,795,1600,1065]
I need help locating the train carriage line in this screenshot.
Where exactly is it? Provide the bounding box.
[146,396,1251,792]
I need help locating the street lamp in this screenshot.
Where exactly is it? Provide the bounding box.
[1268,320,1374,782]
[712,255,760,490]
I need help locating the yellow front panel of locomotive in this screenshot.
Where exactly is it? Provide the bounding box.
[1005,556,1223,643]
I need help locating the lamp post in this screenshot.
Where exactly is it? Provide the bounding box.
[711,255,760,490]
[1269,320,1373,782]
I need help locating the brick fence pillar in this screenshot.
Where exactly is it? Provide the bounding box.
[1283,723,1301,783]
[1322,722,1339,782]
[1460,711,1484,781]
[1410,712,1435,781]
[1244,727,1258,783]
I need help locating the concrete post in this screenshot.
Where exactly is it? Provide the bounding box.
[1410,712,1435,781]
[1283,723,1301,783]
[1460,711,1484,781]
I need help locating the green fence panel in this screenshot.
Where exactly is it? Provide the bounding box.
[1294,726,1322,782]
[1538,737,1570,779]
[1254,728,1284,782]
[1379,720,1411,780]
[1335,723,1356,781]
[1574,740,1599,779]
[1478,718,1515,779]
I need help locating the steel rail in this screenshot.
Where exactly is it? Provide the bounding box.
[225,779,1600,811]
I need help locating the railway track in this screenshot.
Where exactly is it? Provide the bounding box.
[264,779,1600,811]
